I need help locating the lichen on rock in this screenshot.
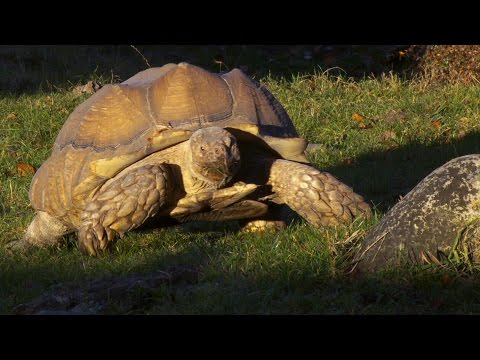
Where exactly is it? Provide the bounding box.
[355,154,480,272]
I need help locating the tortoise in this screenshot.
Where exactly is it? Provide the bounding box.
[12,62,371,256]
[353,154,480,272]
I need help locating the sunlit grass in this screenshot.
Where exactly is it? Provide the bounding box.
[3,69,480,314]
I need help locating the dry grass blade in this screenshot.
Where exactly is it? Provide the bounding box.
[129,45,151,68]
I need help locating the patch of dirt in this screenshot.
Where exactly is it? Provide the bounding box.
[13,265,199,315]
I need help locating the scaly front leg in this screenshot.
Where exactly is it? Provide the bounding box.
[268,160,371,227]
[78,164,173,256]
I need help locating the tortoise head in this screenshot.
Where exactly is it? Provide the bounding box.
[188,127,241,188]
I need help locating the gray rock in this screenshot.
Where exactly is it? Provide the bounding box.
[355,154,480,272]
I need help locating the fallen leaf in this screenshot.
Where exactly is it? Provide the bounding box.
[352,113,374,129]
[352,113,366,122]
[343,159,354,166]
[432,120,443,128]
[6,112,17,121]
[16,162,36,176]
[357,121,373,129]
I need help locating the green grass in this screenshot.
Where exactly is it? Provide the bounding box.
[3,60,480,314]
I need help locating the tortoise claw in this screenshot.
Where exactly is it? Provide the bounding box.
[78,225,97,256]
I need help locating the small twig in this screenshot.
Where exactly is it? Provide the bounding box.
[130,45,151,68]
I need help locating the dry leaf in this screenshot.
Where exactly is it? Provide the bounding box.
[352,113,373,129]
[352,113,366,122]
[357,122,373,129]
[343,159,354,166]
[6,112,17,121]
[432,120,443,128]
[16,162,36,176]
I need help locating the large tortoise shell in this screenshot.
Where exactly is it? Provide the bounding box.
[30,63,308,224]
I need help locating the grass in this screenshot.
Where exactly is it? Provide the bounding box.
[3,46,480,314]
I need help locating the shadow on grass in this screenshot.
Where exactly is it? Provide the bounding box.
[4,238,480,314]
[321,130,480,213]
[4,132,480,313]
[0,229,214,314]
[0,45,422,94]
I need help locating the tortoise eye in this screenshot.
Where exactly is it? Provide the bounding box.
[200,146,205,151]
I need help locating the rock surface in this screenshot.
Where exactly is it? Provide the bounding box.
[354,155,480,272]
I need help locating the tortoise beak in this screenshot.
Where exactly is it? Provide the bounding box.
[198,156,240,188]
[203,162,231,187]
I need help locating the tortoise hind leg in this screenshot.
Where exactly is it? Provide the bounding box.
[7,211,72,252]
[268,159,371,227]
[79,164,172,256]
[240,219,286,233]
[239,203,294,233]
